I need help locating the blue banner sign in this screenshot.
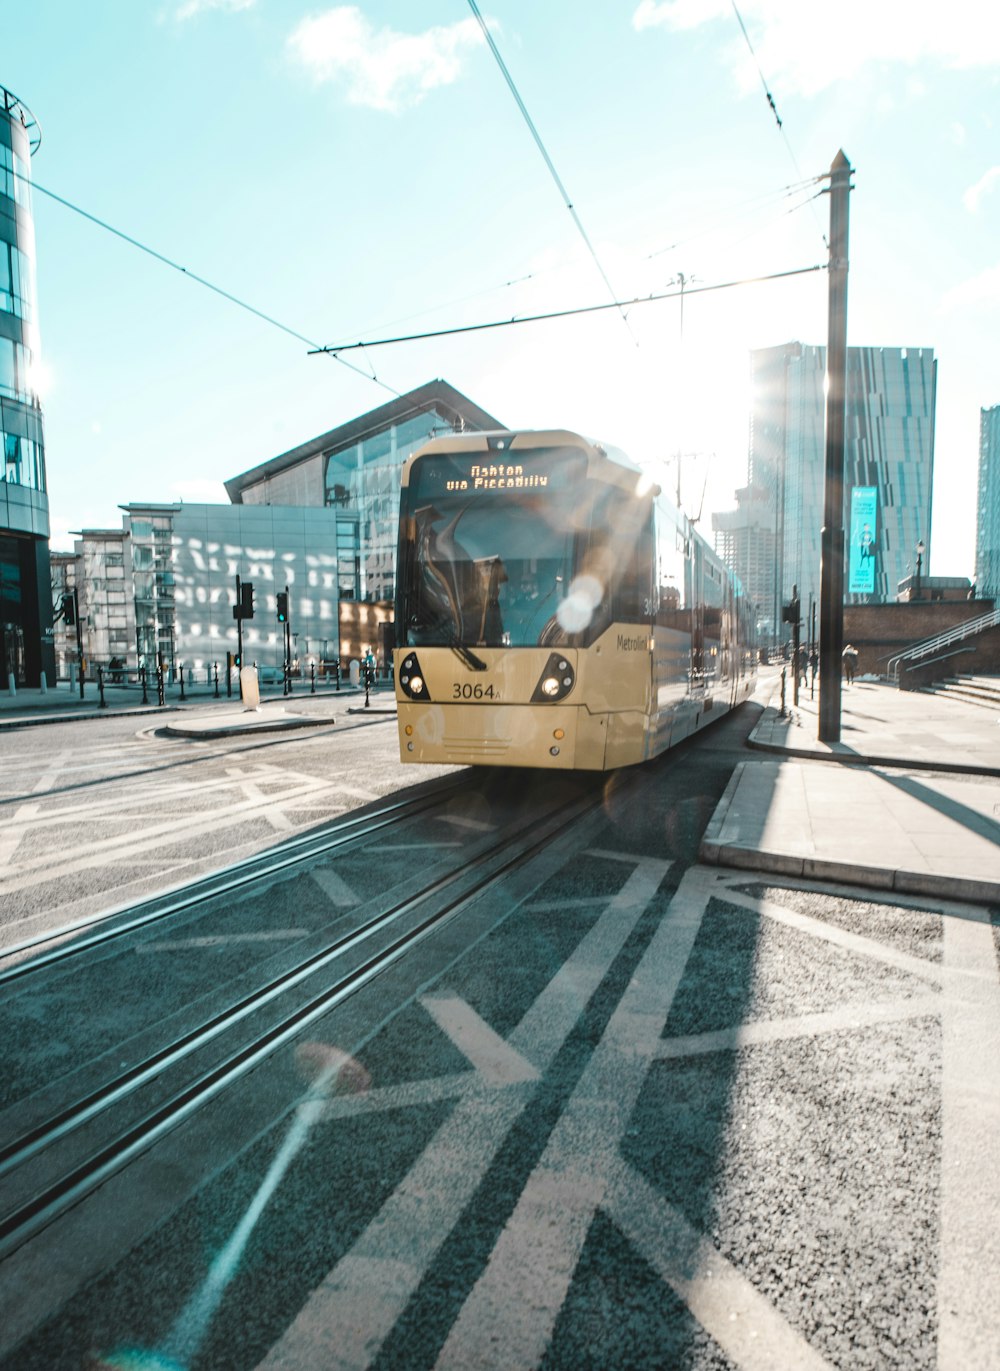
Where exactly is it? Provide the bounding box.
[848,486,878,594]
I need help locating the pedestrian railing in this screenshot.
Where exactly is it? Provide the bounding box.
[886,606,1000,684]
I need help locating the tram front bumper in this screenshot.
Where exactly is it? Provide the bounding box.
[397,701,609,770]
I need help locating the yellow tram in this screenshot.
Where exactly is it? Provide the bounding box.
[394,430,756,770]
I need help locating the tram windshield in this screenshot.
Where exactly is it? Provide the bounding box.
[400,448,590,648]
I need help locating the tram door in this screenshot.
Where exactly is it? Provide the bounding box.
[689,541,706,690]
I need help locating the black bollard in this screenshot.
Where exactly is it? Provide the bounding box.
[779,666,787,717]
[179,663,186,701]
[214,662,220,698]
[141,668,149,705]
[98,665,107,709]
[334,660,340,692]
[157,663,165,707]
[310,662,316,694]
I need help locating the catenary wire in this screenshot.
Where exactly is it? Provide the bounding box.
[729,0,829,246]
[466,0,636,343]
[25,176,402,398]
[309,263,826,354]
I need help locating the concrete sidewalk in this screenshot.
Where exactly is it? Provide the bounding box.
[0,680,395,731]
[702,676,1000,905]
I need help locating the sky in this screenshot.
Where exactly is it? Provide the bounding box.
[5,0,999,577]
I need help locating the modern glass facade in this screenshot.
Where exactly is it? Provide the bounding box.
[736,343,936,629]
[227,381,504,614]
[975,405,1000,602]
[324,408,454,603]
[0,84,52,686]
[122,502,341,676]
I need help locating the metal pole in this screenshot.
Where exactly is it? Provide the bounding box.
[214,662,220,698]
[818,150,853,743]
[235,573,244,702]
[98,665,107,708]
[74,587,85,700]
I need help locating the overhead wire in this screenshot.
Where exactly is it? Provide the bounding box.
[466,0,637,343]
[25,176,403,398]
[310,262,826,354]
[729,0,829,246]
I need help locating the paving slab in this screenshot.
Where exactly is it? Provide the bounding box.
[702,676,1000,904]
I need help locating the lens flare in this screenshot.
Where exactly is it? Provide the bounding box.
[556,574,603,633]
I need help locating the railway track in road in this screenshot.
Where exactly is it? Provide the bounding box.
[0,773,606,1261]
[0,773,469,977]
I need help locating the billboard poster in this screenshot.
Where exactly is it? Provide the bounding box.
[848,486,878,594]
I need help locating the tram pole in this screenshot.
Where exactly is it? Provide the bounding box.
[818,150,853,744]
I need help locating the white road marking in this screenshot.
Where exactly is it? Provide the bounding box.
[310,867,362,909]
[654,994,944,1058]
[436,866,830,1371]
[0,777,344,894]
[0,751,70,867]
[135,930,310,953]
[254,855,670,1371]
[420,995,539,1085]
[937,911,1000,1369]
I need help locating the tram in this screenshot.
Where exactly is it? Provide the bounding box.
[393,429,756,770]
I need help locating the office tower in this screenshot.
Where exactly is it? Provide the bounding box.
[0,84,53,686]
[741,343,936,631]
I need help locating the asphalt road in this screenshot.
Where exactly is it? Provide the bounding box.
[0,700,995,1369]
[0,704,442,943]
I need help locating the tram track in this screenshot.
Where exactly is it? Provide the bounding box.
[0,773,469,978]
[0,778,605,1261]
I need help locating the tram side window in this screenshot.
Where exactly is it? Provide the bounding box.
[654,507,689,632]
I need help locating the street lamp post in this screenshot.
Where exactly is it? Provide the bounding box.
[914,540,925,600]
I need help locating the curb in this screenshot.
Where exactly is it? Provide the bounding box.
[699,763,1000,907]
[747,707,1000,779]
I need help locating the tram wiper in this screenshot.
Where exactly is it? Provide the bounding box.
[451,643,488,672]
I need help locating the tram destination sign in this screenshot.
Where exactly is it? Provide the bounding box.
[413,448,585,498]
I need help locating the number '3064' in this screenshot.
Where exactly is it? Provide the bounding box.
[452,683,498,699]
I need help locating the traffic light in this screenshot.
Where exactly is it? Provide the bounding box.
[240,581,255,619]
[232,650,242,669]
[276,591,288,623]
[61,592,76,626]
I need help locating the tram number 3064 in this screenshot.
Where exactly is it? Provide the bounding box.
[452,682,500,700]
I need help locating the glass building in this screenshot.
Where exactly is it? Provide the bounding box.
[720,343,937,635]
[975,405,1000,602]
[225,380,503,606]
[121,502,342,677]
[0,84,52,686]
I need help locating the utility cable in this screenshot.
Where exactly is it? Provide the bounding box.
[466,0,636,343]
[310,263,826,354]
[728,1,827,246]
[26,175,402,398]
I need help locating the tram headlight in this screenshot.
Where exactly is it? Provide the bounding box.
[399,653,431,700]
[531,653,576,703]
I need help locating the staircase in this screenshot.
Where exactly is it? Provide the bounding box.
[919,674,1000,711]
[887,605,1000,685]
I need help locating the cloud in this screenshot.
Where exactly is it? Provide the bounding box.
[963,167,1000,213]
[632,0,1000,97]
[287,7,487,112]
[174,0,254,20]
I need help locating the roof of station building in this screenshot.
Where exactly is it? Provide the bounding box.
[224,379,504,504]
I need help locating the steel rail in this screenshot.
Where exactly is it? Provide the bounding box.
[0,775,468,983]
[0,786,603,1259]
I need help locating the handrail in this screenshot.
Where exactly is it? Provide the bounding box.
[887,607,1000,684]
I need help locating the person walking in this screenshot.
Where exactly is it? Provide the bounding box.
[842,643,859,684]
